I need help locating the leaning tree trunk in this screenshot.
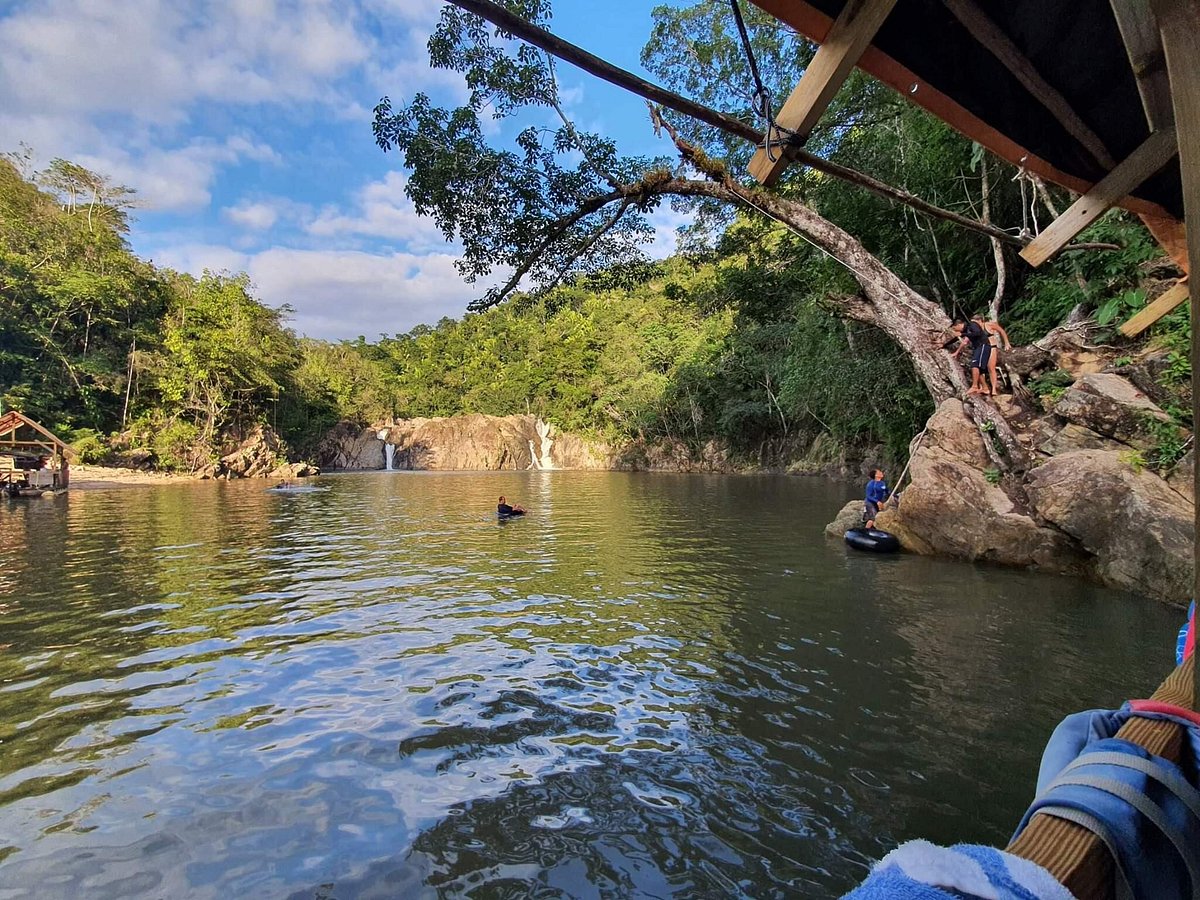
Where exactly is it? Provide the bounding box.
[644,185,962,401]
[629,131,1029,471]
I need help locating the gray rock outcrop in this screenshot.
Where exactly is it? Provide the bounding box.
[826,500,865,537]
[1027,450,1194,601]
[1052,373,1174,449]
[874,400,1090,574]
[1038,423,1126,456]
[827,371,1194,602]
[1168,450,1195,505]
[318,421,387,470]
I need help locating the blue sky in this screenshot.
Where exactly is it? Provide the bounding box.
[0,0,691,340]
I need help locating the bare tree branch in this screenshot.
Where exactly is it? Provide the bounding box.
[471,188,625,309]
[444,0,1120,255]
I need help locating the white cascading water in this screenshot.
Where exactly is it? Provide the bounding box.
[528,439,540,470]
[536,418,555,470]
[377,429,394,471]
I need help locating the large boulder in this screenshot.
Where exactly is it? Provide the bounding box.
[1027,450,1194,602]
[270,461,320,479]
[918,398,992,468]
[873,400,1090,574]
[317,422,386,470]
[1004,346,1054,378]
[1038,423,1126,456]
[614,438,737,473]
[216,426,288,478]
[549,432,612,470]
[1168,449,1195,504]
[1118,350,1176,408]
[1052,373,1174,448]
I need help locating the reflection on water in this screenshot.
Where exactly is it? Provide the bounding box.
[0,472,1180,897]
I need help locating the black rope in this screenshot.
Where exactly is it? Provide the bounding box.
[729,0,799,162]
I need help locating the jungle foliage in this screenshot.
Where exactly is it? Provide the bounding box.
[0,1,1185,471]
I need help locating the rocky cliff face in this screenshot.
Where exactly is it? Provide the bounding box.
[832,350,1194,604]
[197,425,320,480]
[317,415,614,472]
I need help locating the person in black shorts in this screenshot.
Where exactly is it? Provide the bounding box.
[951,319,993,395]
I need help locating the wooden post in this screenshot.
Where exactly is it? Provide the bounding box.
[748,0,899,186]
[1019,127,1178,267]
[1150,0,1200,711]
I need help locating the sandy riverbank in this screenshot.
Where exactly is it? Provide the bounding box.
[67,465,200,491]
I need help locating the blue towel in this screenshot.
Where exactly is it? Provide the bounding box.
[842,840,1075,900]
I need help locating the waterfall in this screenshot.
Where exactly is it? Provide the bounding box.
[535,418,555,470]
[528,439,540,470]
[377,429,394,471]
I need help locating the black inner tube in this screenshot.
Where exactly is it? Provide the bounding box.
[845,527,900,553]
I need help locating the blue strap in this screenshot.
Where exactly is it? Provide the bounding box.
[1044,773,1200,897]
[1026,806,1135,900]
[1016,738,1200,900]
[1067,750,1200,824]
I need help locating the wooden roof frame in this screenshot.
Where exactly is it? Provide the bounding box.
[747,0,1177,219]
[0,411,76,460]
[747,0,1189,276]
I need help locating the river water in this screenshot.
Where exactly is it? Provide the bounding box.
[0,472,1182,898]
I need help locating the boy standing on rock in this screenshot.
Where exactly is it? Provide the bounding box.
[864,468,889,529]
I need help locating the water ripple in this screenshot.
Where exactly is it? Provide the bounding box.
[0,472,1181,897]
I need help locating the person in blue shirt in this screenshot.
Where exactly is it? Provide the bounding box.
[864,468,890,529]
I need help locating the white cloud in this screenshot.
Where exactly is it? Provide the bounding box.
[0,0,369,119]
[644,205,693,259]
[306,171,449,251]
[72,136,281,212]
[153,243,502,340]
[153,243,251,278]
[225,202,279,231]
[0,0,458,215]
[365,0,444,26]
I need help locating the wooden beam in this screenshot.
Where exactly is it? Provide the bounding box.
[748,0,899,186]
[1118,279,1189,336]
[1138,212,1191,274]
[1150,0,1200,714]
[943,0,1116,169]
[1020,127,1178,267]
[748,0,1176,219]
[1111,0,1176,131]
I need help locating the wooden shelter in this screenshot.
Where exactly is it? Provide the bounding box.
[0,410,73,491]
[741,1,1199,897]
